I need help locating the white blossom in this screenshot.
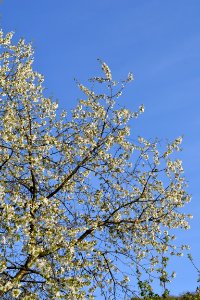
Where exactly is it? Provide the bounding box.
[0,30,191,299]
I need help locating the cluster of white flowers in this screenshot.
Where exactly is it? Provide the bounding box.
[0,30,191,299]
[101,61,112,81]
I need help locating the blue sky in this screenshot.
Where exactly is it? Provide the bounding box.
[1,0,200,296]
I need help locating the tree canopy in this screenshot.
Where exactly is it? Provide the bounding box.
[0,30,191,299]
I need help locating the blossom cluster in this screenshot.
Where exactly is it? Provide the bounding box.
[0,30,191,299]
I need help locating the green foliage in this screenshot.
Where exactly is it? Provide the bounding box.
[132,291,200,300]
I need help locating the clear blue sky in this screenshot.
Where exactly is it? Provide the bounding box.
[1,0,200,296]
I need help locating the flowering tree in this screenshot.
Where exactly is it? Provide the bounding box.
[0,30,191,300]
